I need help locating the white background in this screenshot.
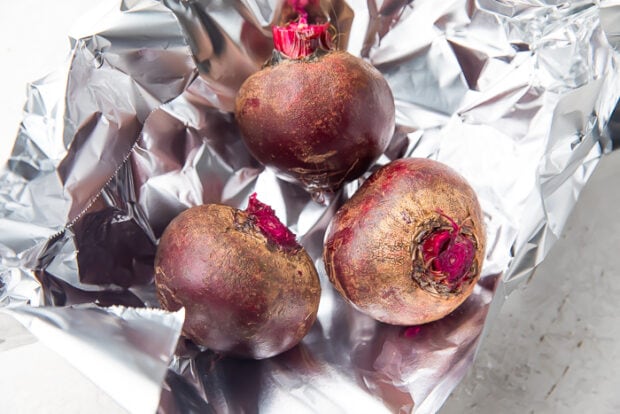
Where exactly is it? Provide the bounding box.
[0,1,102,165]
[1,2,619,413]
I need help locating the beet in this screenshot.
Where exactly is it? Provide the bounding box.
[154,194,321,359]
[234,3,395,196]
[323,158,486,325]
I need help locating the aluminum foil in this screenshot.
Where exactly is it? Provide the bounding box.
[0,305,184,414]
[1,0,619,412]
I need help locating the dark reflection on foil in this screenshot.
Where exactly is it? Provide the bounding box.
[38,270,147,308]
[160,369,217,414]
[32,157,160,306]
[608,99,620,149]
[34,230,147,307]
[73,206,156,288]
[239,19,275,64]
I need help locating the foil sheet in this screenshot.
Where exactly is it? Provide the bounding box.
[1,0,619,412]
[0,305,184,414]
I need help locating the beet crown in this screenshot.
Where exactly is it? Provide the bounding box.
[414,210,480,295]
[272,21,332,59]
[245,193,299,251]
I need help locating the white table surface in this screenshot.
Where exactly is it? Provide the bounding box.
[1,2,619,413]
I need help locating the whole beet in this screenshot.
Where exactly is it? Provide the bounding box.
[323,158,486,325]
[235,10,395,195]
[155,195,321,359]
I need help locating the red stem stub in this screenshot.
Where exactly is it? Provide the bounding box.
[414,212,477,294]
[272,21,332,59]
[246,193,300,251]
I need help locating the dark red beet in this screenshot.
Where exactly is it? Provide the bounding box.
[235,3,395,195]
[154,194,321,359]
[323,158,486,325]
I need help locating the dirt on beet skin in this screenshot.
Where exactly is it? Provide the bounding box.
[323,158,486,326]
[155,200,321,359]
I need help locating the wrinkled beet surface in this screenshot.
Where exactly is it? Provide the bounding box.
[235,50,395,194]
[155,202,321,359]
[323,158,486,325]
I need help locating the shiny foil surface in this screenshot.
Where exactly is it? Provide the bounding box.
[1,0,619,412]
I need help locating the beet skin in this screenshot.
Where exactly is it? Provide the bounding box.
[154,196,321,359]
[235,20,395,195]
[323,158,486,325]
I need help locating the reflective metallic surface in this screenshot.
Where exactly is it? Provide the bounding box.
[0,305,184,414]
[1,0,619,412]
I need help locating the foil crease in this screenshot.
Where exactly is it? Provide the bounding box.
[1,0,619,412]
[1,304,184,414]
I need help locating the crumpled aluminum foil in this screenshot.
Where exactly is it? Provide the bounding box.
[0,305,184,414]
[1,0,619,412]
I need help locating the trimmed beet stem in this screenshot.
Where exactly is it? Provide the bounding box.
[421,213,475,288]
[272,0,331,59]
[245,193,300,251]
[272,22,332,59]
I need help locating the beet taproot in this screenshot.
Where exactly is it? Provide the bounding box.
[154,194,321,359]
[323,158,486,325]
[235,3,395,195]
